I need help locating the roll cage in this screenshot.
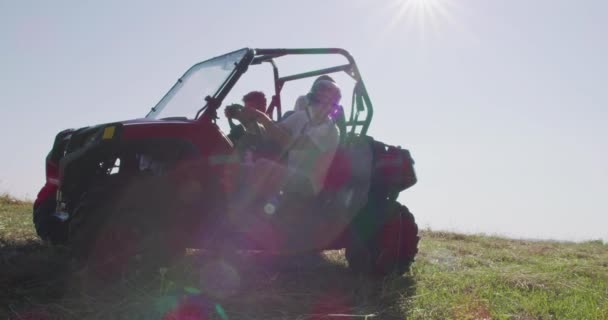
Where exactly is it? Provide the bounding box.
[196,48,374,136]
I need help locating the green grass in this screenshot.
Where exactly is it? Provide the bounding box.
[1,195,607,319]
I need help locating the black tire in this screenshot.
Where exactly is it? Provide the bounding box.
[68,177,185,278]
[33,197,68,245]
[67,185,115,262]
[345,200,419,276]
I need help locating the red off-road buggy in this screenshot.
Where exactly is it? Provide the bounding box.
[33,48,419,276]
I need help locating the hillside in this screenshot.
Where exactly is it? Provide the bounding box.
[1,195,607,319]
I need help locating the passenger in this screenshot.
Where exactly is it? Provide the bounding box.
[228,80,341,197]
[293,75,336,112]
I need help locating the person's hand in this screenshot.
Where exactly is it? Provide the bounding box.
[310,103,333,123]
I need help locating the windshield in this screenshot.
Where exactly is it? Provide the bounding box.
[146,49,248,120]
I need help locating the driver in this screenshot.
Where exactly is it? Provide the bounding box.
[225,80,341,197]
[226,91,267,144]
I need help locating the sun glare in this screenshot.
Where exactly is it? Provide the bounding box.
[386,0,455,39]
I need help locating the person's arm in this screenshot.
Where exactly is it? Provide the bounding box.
[239,107,293,148]
[227,124,245,143]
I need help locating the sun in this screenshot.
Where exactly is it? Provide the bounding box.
[386,0,454,39]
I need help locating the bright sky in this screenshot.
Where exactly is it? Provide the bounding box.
[1,0,607,241]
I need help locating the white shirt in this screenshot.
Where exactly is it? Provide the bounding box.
[279,107,339,194]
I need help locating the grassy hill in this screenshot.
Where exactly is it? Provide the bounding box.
[1,194,607,319]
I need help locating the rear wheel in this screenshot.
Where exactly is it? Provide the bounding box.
[345,200,419,276]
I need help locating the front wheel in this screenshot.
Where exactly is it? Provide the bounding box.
[68,177,185,279]
[33,197,68,245]
[345,200,419,276]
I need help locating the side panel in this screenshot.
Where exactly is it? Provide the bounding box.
[58,121,234,206]
[121,121,233,158]
[118,121,235,248]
